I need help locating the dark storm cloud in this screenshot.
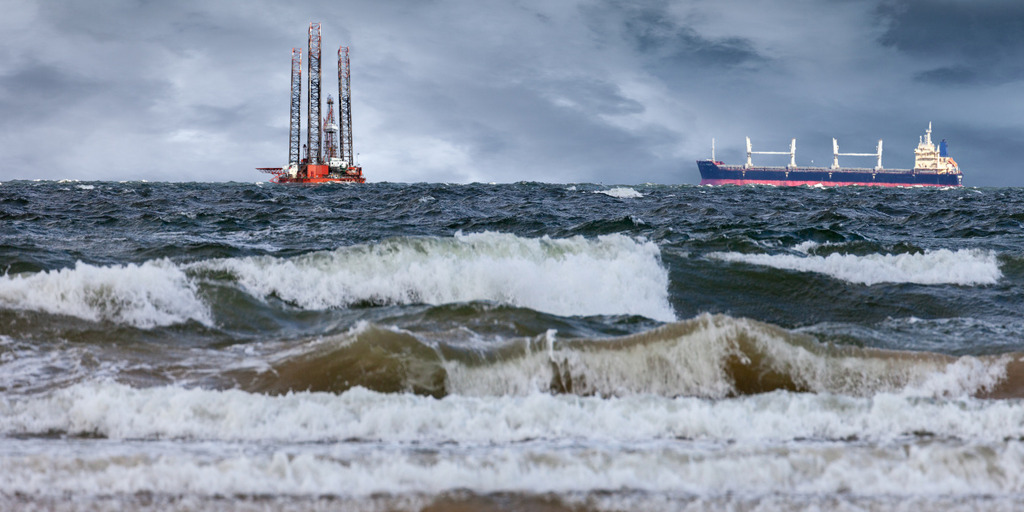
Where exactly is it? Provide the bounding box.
[581,0,766,89]
[0,62,104,122]
[878,0,1024,85]
[619,8,762,68]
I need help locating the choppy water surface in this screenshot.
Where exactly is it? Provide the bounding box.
[2,180,1024,511]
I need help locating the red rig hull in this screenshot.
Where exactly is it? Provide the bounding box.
[257,164,366,184]
[273,176,366,184]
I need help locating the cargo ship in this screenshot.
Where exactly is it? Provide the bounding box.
[258,23,366,184]
[697,123,962,187]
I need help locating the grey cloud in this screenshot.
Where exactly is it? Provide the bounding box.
[913,65,979,86]
[878,0,1024,84]
[583,0,765,71]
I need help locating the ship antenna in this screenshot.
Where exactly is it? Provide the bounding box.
[711,138,715,161]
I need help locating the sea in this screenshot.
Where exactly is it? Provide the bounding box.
[1,180,1023,511]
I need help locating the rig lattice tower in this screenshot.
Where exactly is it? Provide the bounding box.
[306,22,322,165]
[338,46,354,168]
[287,48,302,167]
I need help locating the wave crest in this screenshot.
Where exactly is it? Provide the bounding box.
[445,314,1009,398]
[226,314,1015,400]
[710,248,1001,285]
[596,187,643,198]
[0,260,211,328]
[201,232,675,321]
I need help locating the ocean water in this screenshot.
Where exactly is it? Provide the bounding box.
[1,180,1023,511]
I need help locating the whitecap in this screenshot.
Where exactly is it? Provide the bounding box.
[709,248,1001,285]
[596,187,643,198]
[198,232,675,321]
[0,260,212,328]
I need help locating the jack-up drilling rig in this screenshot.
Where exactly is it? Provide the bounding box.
[258,23,365,183]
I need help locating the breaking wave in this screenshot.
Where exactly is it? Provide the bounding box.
[199,231,674,321]
[710,248,1002,285]
[219,314,1018,400]
[595,187,643,198]
[0,232,675,327]
[441,314,1012,399]
[0,260,211,328]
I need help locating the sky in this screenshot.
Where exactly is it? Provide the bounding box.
[1,0,1022,186]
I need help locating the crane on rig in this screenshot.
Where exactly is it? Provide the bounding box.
[258,23,365,183]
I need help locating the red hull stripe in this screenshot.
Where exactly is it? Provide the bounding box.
[699,179,957,188]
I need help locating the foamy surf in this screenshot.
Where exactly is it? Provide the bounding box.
[3,436,1024,500]
[199,231,675,321]
[710,248,1002,285]
[3,379,1024,444]
[0,260,212,328]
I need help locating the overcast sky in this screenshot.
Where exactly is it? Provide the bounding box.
[1,0,1022,185]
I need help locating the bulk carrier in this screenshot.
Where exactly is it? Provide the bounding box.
[697,123,962,187]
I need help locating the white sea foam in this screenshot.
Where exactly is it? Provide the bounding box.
[710,248,1001,285]
[793,240,821,253]
[3,379,1023,445]
[0,260,212,328]
[200,232,674,321]
[596,187,643,198]
[4,436,1024,499]
[5,382,1024,501]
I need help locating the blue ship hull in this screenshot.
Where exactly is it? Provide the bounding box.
[697,161,963,187]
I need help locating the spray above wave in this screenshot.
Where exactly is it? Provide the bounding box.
[0,260,211,328]
[201,231,675,321]
[710,248,1001,285]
